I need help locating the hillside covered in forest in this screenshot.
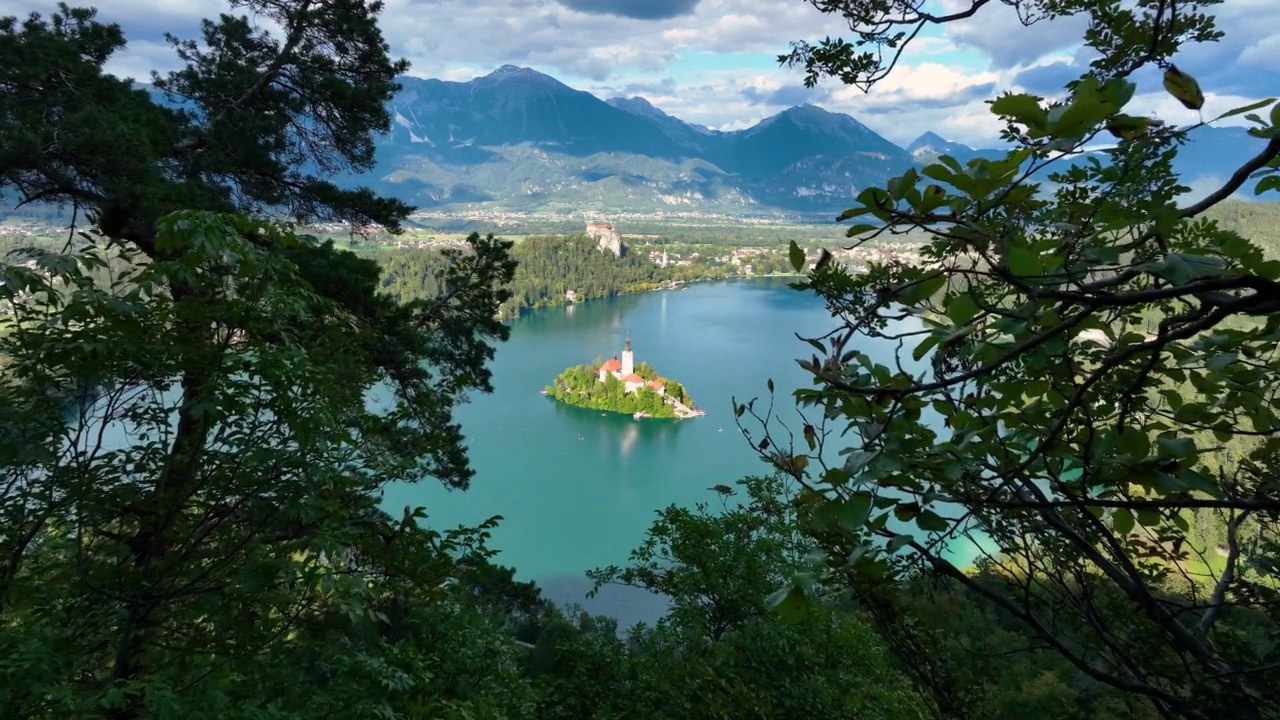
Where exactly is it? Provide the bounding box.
[375,232,792,317]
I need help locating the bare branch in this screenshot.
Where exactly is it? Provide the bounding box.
[1179,134,1280,218]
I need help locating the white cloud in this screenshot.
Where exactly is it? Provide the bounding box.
[1127,91,1273,129]
[840,62,999,106]
[939,0,1089,68]
[4,0,1275,148]
[1239,35,1280,68]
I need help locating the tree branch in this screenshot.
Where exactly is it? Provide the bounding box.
[1179,133,1280,218]
[172,0,314,155]
[1196,508,1249,639]
[905,537,1194,713]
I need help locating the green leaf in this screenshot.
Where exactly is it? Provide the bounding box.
[913,332,941,362]
[789,240,806,273]
[1139,253,1227,284]
[1156,436,1196,458]
[897,273,946,306]
[1214,97,1277,122]
[821,468,850,487]
[101,687,127,709]
[1005,246,1042,278]
[1163,66,1205,111]
[841,493,875,529]
[790,454,810,474]
[920,183,948,212]
[1113,508,1135,536]
[922,164,955,184]
[990,93,1047,128]
[1172,513,1191,533]
[1136,509,1163,527]
[766,583,810,623]
[888,168,920,201]
[1100,77,1136,108]
[916,509,949,532]
[814,493,874,531]
[946,292,980,325]
[1053,98,1113,137]
[886,534,915,554]
[1205,353,1236,371]
[1105,114,1153,140]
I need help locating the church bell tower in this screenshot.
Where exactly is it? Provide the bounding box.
[621,330,634,376]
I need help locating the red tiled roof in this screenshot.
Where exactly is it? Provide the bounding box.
[601,358,622,372]
[647,379,665,389]
[622,373,644,383]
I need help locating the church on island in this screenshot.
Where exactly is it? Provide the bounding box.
[544,333,699,419]
[598,333,666,396]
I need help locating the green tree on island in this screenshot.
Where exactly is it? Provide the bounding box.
[547,356,695,417]
[742,1,1280,718]
[547,366,676,418]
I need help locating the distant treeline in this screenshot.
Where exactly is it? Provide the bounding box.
[378,232,746,318]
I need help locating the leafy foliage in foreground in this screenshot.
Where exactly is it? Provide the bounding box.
[0,212,514,718]
[744,1,1280,718]
[541,476,933,720]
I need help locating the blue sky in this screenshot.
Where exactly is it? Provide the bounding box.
[3,0,1275,147]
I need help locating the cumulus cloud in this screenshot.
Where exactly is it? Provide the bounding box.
[554,0,700,20]
[837,62,1000,112]
[799,58,1069,145]
[1000,2,1279,107]
[939,0,1089,69]
[743,84,831,107]
[10,0,1270,148]
[1012,61,1080,96]
[613,77,679,97]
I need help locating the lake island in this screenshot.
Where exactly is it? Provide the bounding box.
[545,333,702,419]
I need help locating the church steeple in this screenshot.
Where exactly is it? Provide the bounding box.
[621,329,634,377]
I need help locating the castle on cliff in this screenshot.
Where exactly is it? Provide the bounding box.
[597,333,665,395]
[586,222,622,257]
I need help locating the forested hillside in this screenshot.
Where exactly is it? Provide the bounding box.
[378,234,665,316]
[500,234,668,311]
[378,232,771,317]
[1205,201,1280,255]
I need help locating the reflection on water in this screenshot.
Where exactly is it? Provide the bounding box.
[619,423,639,459]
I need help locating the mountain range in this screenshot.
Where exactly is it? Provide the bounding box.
[362,66,1266,217]
[366,65,920,215]
[1,65,1268,222]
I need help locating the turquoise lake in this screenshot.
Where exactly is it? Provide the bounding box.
[380,278,939,623]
